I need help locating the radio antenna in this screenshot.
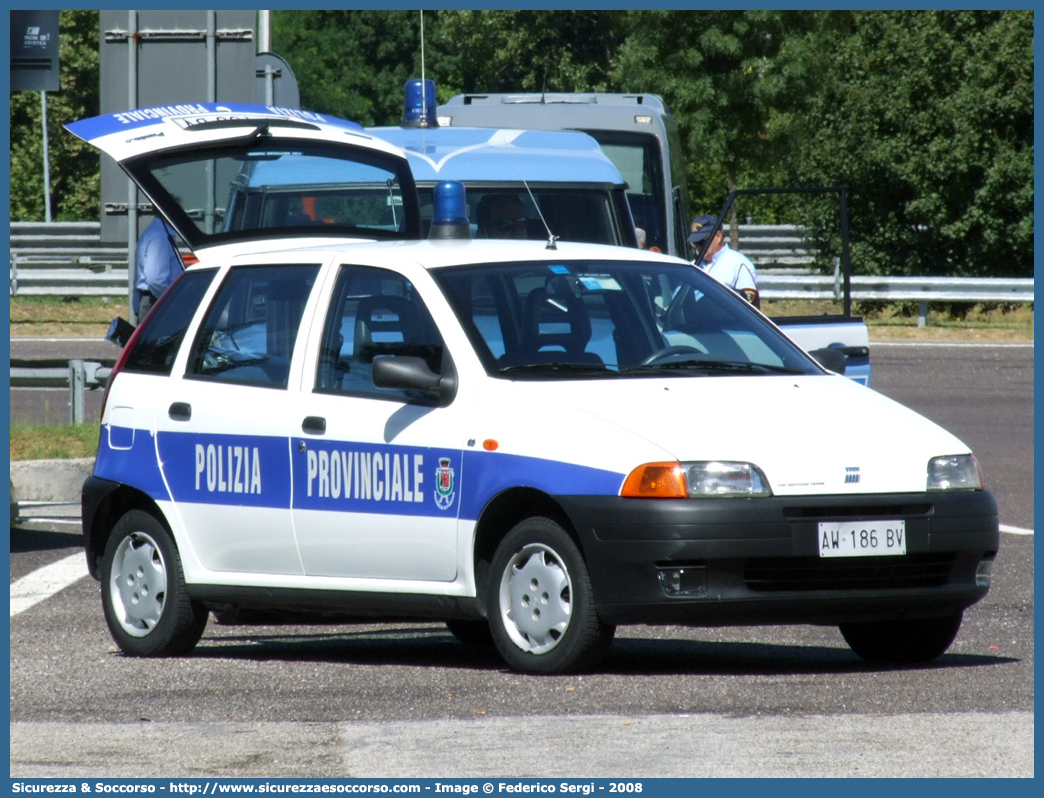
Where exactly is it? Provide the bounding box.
[419,11,426,110]
[509,152,558,250]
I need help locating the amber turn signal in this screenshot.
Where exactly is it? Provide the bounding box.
[620,462,687,498]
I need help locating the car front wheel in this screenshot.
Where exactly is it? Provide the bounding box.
[101,510,208,656]
[486,517,614,674]
[839,611,963,664]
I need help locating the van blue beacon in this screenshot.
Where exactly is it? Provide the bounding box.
[369,79,637,249]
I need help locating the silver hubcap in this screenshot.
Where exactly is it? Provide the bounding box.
[498,543,571,654]
[109,531,167,637]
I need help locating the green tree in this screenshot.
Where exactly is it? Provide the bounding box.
[272,10,459,126]
[796,10,1034,278]
[439,10,622,94]
[612,11,825,224]
[9,10,100,221]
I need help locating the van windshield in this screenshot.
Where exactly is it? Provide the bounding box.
[417,187,625,245]
[588,131,667,253]
[125,140,420,248]
[433,259,818,380]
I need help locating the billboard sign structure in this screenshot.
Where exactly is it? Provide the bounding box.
[11,10,60,92]
[99,9,258,244]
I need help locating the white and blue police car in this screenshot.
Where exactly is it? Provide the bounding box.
[71,105,998,674]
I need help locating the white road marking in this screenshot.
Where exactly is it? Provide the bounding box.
[1000,524,1034,536]
[10,553,90,617]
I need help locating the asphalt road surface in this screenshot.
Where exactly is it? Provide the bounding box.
[8,342,1034,778]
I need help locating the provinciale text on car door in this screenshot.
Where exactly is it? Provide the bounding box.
[290,264,464,583]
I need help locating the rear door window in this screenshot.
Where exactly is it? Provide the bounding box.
[314,265,445,401]
[186,264,320,388]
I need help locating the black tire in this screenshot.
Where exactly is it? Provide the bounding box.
[839,611,963,664]
[445,619,495,647]
[100,510,208,657]
[486,517,615,674]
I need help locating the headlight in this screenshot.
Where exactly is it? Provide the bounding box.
[927,454,983,491]
[621,461,771,498]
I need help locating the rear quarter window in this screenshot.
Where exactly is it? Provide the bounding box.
[123,269,218,375]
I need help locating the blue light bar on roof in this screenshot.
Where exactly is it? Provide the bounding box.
[429,181,471,240]
[403,78,438,128]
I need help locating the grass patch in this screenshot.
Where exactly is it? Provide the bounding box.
[10,424,99,461]
[10,295,125,338]
[763,299,1033,341]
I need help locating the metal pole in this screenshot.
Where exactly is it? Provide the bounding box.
[206,11,218,234]
[69,359,85,425]
[207,11,216,101]
[839,186,852,318]
[260,10,273,105]
[40,92,52,223]
[127,10,139,322]
[259,10,271,52]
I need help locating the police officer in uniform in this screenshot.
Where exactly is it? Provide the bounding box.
[689,214,760,308]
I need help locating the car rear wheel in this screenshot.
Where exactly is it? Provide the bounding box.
[101,510,208,656]
[839,611,963,664]
[486,517,615,674]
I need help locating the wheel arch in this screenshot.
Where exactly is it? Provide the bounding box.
[471,487,578,614]
[84,483,170,580]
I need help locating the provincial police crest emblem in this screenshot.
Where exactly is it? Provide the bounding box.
[435,457,456,510]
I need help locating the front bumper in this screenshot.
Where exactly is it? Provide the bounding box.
[559,490,999,626]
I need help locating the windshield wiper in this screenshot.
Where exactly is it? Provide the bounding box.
[498,362,613,378]
[623,359,804,376]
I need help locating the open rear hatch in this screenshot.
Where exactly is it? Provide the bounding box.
[66,103,421,255]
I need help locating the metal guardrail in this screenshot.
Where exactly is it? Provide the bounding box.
[760,272,1034,326]
[10,221,129,297]
[10,359,113,424]
[760,274,1035,302]
[9,222,1034,313]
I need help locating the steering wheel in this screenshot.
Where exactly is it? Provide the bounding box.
[639,345,703,366]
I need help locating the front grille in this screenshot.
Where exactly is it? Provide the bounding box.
[782,503,932,520]
[744,553,956,592]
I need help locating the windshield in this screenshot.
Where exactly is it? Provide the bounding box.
[433,259,820,380]
[417,186,626,245]
[125,140,420,247]
[587,131,667,253]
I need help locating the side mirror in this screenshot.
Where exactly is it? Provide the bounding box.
[372,355,457,406]
[808,347,847,375]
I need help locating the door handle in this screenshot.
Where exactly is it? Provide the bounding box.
[168,402,191,421]
[302,416,327,435]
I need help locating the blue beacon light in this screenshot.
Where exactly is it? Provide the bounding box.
[402,78,437,128]
[429,181,471,240]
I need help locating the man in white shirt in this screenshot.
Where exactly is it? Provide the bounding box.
[133,215,184,321]
[689,214,760,308]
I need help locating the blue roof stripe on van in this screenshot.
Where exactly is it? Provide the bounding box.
[65,103,364,144]
[369,127,625,185]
